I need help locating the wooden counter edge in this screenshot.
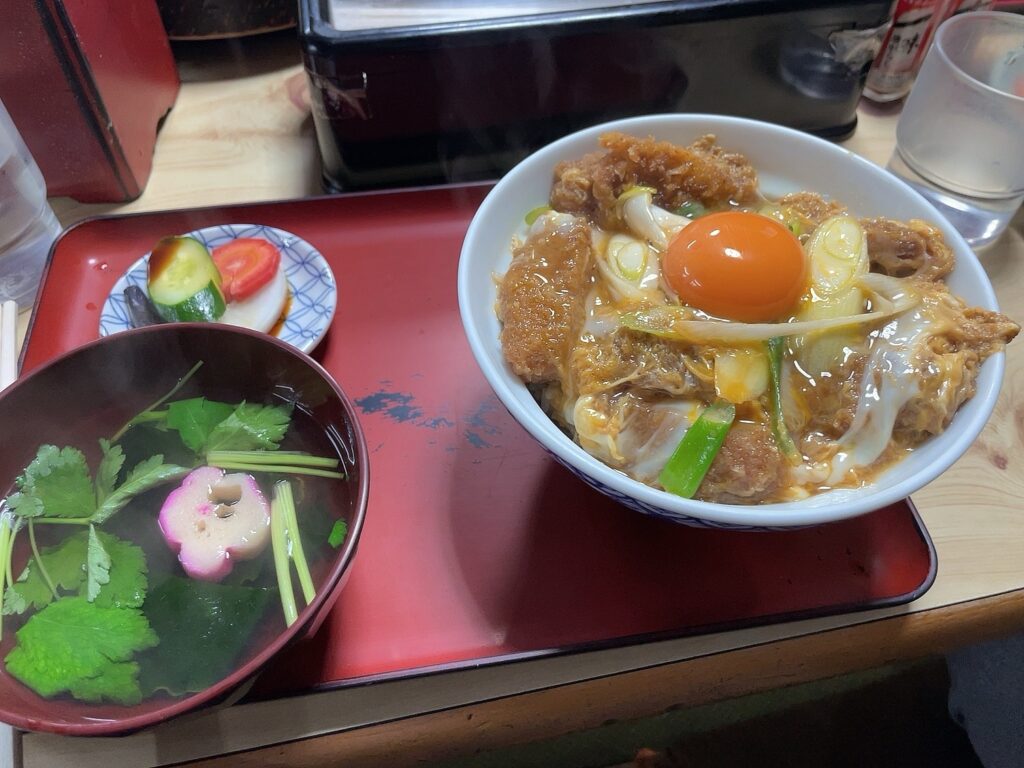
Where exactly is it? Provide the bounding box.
[188,587,1024,768]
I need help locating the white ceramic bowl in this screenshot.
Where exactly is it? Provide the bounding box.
[458,114,1005,530]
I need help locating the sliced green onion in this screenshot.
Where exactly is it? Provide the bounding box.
[758,204,802,236]
[767,337,801,465]
[524,205,552,226]
[617,185,657,203]
[607,234,648,282]
[276,481,315,606]
[674,200,706,219]
[270,489,298,627]
[658,401,736,499]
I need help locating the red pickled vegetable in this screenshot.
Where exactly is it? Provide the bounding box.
[212,238,281,302]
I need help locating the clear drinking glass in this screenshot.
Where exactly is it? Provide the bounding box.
[0,99,61,307]
[887,11,1024,248]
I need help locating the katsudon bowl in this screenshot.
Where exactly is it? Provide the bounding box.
[457,114,1009,530]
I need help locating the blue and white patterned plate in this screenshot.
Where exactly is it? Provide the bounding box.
[99,224,337,354]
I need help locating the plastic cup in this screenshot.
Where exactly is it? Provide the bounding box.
[0,99,61,308]
[887,11,1024,248]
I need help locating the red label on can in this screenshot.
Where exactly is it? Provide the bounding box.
[866,0,949,97]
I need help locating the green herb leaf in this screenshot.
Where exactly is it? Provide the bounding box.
[4,597,158,704]
[92,455,189,525]
[95,439,125,505]
[2,587,26,616]
[86,526,111,602]
[3,530,148,614]
[140,577,273,696]
[165,398,235,454]
[7,446,95,520]
[91,532,148,609]
[205,402,293,452]
[110,361,204,443]
[3,534,87,615]
[328,519,348,549]
[66,661,145,704]
[116,422,199,473]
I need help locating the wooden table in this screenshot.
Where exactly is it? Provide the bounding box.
[14,34,1024,768]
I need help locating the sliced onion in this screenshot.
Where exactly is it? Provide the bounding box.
[607,234,648,281]
[714,346,769,403]
[651,205,692,239]
[622,274,919,344]
[806,215,869,296]
[618,187,692,250]
[622,190,668,250]
[595,232,665,307]
[617,185,657,202]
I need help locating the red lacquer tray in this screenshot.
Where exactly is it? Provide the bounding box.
[23,185,936,700]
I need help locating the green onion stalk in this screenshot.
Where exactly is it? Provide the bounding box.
[110,361,204,442]
[0,510,20,641]
[28,520,58,600]
[269,480,318,626]
[207,451,345,479]
[766,336,801,465]
[658,401,736,499]
[277,481,315,605]
[270,488,298,627]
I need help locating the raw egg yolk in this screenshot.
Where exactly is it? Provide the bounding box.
[662,211,808,322]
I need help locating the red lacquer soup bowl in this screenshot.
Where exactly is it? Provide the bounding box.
[0,324,368,736]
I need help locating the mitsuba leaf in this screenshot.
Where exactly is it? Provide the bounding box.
[165,398,235,454]
[2,530,148,614]
[116,422,199,475]
[2,533,87,615]
[4,597,158,705]
[92,455,189,525]
[91,532,149,609]
[204,402,293,452]
[2,587,26,616]
[86,526,111,602]
[95,439,126,505]
[67,661,143,704]
[327,519,348,549]
[7,446,94,519]
[140,577,273,696]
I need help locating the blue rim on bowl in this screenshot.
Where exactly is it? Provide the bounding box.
[99,224,337,354]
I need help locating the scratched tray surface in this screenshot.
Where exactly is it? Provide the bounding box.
[25,187,936,699]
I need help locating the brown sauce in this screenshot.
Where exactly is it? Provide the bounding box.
[269,289,292,338]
